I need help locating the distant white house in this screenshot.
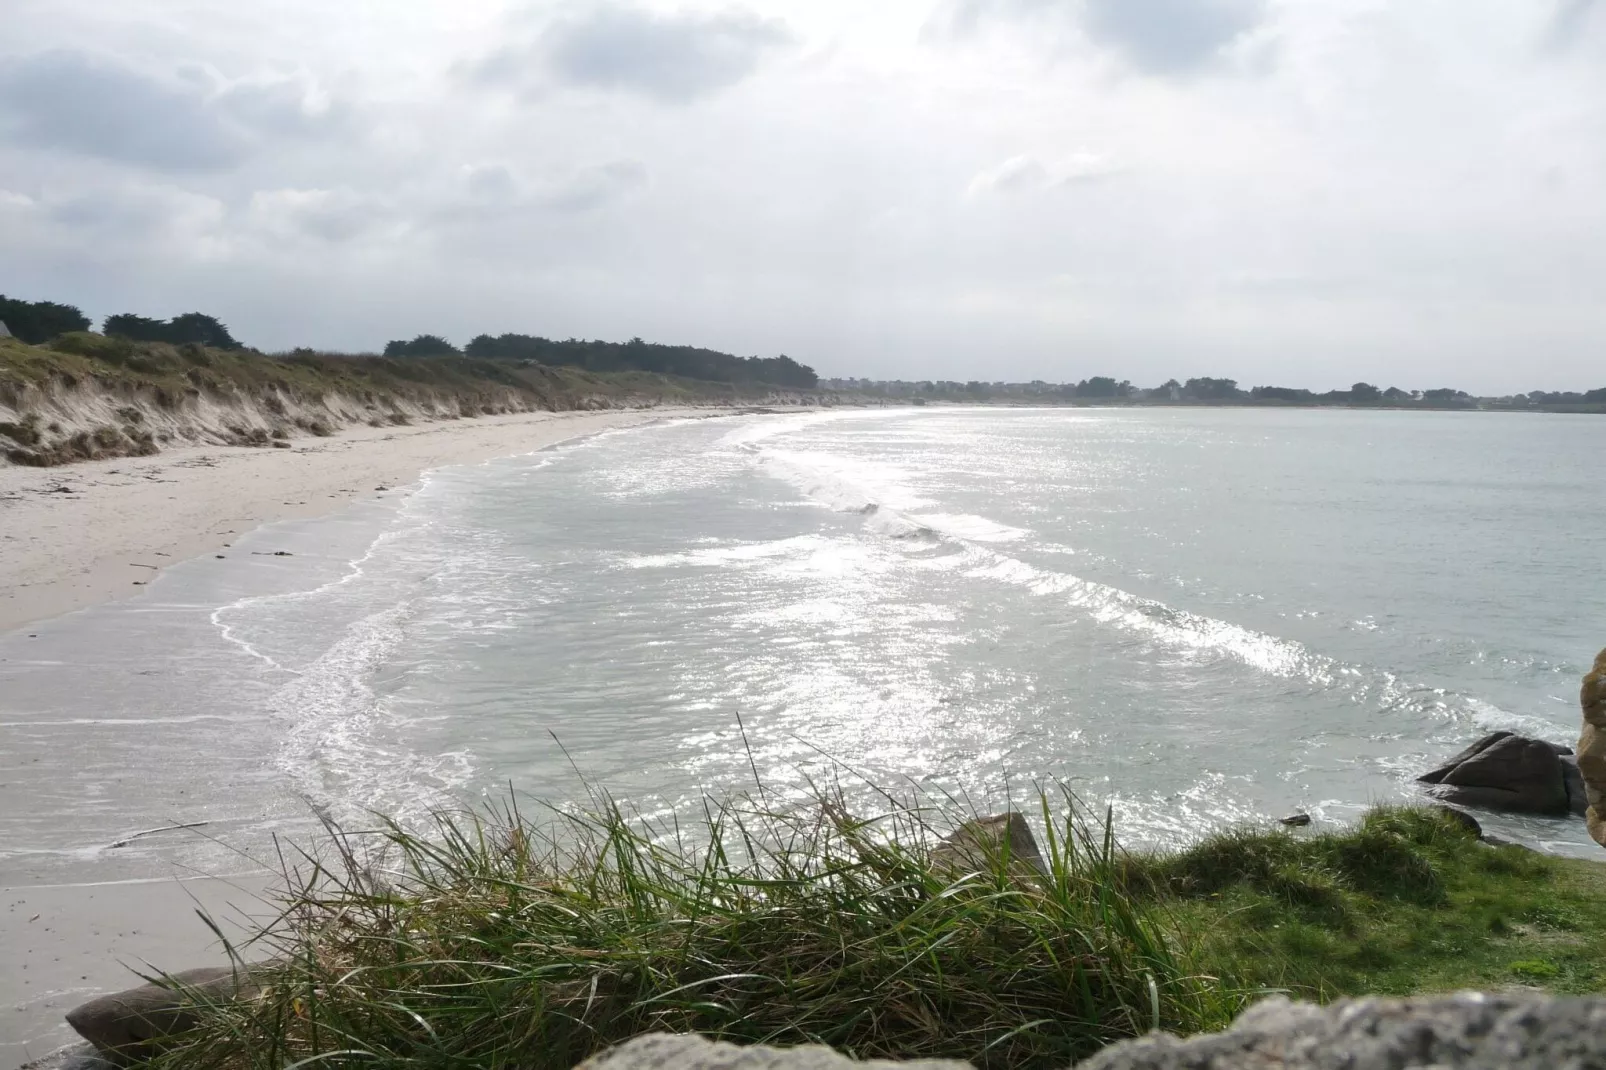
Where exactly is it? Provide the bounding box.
[0,320,11,339]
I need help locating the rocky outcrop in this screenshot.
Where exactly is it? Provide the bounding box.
[1074,992,1606,1069]
[1578,648,1606,847]
[929,812,1046,877]
[575,1033,969,1070]
[571,994,1606,1070]
[64,963,273,1062]
[1417,731,1584,816]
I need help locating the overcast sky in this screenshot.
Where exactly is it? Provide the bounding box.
[3,1,1604,390]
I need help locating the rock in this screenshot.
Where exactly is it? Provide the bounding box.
[1432,805,1482,838]
[1578,649,1606,848]
[929,812,1046,877]
[1280,813,1312,827]
[1562,754,1589,816]
[574,1034,969,1070]
[1417,731,1572,815]
[1073,992,1606,1069]
[65,963,272,1062]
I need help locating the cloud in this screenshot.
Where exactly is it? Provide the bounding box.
[472,3,793,103]
[0,50,353,172]
[540,159,649,212]
[0,50,245,170]
[1082,0,1265,72]
[1545,0,1601,50]
[967,153,1120,196]
[442,159,650,224]
[248,188,392,244]
[930,0,1266,74]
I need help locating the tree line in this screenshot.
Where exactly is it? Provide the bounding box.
[384,332,819,389]
[0,295,817,389]
[1,295,243,349]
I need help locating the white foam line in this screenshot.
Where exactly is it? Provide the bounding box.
[0,715,238,728]
[0,871,270,891]
[210,521,413,675]
[750,440,1538,731]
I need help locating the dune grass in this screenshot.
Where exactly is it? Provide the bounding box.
[150,790,1239,1070]
[143,793,1606,1070]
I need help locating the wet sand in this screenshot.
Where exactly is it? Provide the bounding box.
[0,407,699,1063]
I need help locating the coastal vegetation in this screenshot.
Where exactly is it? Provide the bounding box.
[390,332,821,390]
[825,376,1606,413]
[0,333,824,466]
[142,792,1606,1070]
[4,293,1604,413]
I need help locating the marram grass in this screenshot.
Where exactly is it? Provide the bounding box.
[151,788,1241,1070]
[148,792,1606,1069]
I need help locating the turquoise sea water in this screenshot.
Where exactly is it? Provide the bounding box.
[4,407,1605,893]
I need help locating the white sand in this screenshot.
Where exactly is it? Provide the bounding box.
[0,407,706,1062]
[0,409,691,635]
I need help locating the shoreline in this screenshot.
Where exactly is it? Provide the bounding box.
[0,405,720,1064]
[0,408,702,635]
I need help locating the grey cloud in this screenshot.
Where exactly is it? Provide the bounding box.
[1545,0,1600,50]
[0,50,245,170]
[931,0,1265,74]
[475,4,793,103]
[249,189,392,244]
[0,50,353,172]
[435,159,648,230]
[540,159,649,212]
[1083,0,1265,72]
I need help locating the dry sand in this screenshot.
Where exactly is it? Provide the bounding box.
[0,408,689,635]
[0,407,701,1064]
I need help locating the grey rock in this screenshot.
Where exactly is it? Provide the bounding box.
[1432,805,1482,838]
[574,1034,970,1070]
[1074,992,1606,1069]
[1562,755,1589,817]
[1418,731,1573,815]
[929,812,1046,876]
[65,963,273,1062]
[1280,813,1312,828]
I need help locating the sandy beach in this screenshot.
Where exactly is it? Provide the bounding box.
[0,407,697,1064]
[0,409,689,636]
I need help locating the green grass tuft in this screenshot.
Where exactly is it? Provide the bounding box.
[151,790,1238,1070]
[143,797,1606,1070]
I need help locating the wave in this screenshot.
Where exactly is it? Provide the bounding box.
[748,442,1565,741]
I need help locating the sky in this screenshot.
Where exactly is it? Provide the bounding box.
[2,0,1604,391]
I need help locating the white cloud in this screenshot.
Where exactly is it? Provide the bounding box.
[967,153,1121,196]
[0,0,1603,389]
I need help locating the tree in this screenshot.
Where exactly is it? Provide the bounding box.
[385,335,460,357]
[104,311,243,348]
[1349,382,1383,403]
[1074,376,1131,398]
[167,312,242,349]
[103,314,171,343]
[1183,377,1241,400]
[0,295,91,343]
[452,332,816,387]
[1250,385,1315,403]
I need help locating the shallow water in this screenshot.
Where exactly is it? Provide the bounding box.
[3,407,1605,891]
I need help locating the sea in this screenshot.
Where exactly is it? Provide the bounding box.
[4,406,1605,891]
